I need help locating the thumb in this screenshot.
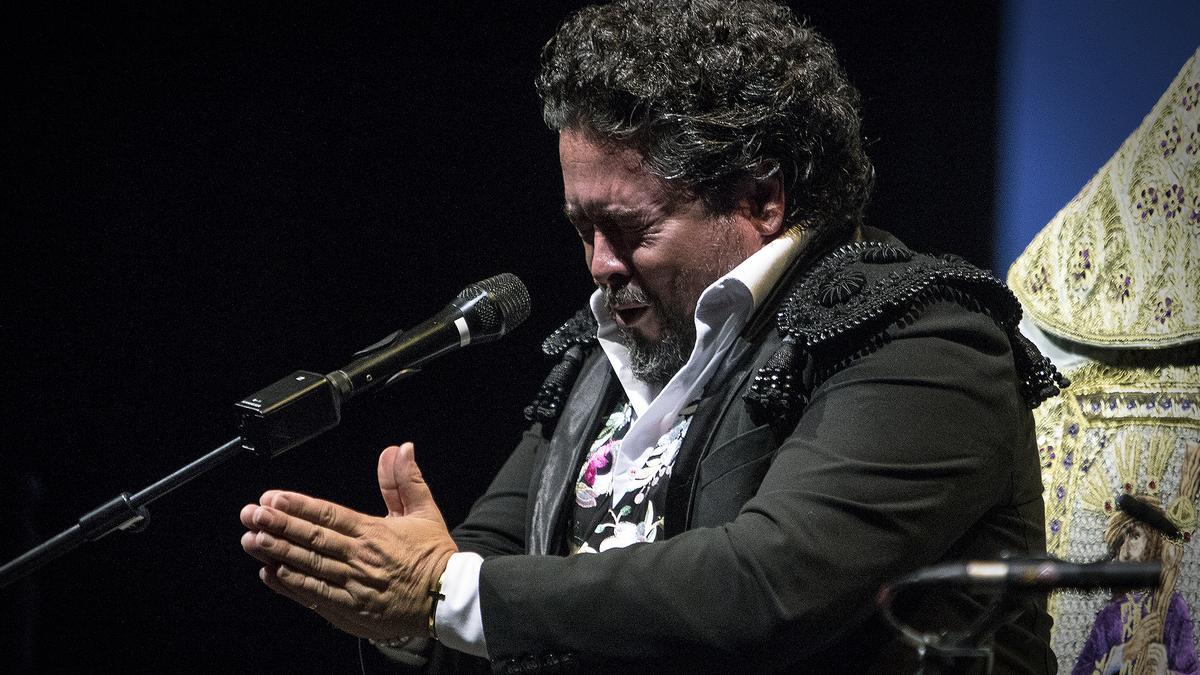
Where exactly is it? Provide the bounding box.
[378,442,444,523]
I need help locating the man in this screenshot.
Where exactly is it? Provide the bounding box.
[240,1,1061,671]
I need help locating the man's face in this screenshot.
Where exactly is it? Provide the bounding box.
[1118,523,1150,562]
[559,130,763,383]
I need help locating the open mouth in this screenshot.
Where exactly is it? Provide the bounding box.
[614,305,650,327]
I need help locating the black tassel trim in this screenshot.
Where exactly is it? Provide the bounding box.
[1010,329,1071,407]
[541,307,598,357]
[524,307,599,425]
[744,335,808,428]
[524,345,587,424]
[744,241,1070,427]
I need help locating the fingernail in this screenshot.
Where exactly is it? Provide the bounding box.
[274,495,289,510]
[256,532,275,548]
[254,507,274,527]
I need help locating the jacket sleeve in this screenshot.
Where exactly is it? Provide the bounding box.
[475,301,1040,670]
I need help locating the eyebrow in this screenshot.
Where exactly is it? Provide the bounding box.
[562,203,651,224]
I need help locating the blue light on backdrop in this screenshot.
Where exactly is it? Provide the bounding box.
[995,0,1198,273]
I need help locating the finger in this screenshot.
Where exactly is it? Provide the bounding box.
[378,445,405,517]
[388,443,445,524]
[260,491,367,537]
[249,505,357,560]
[241,530,276,565]
[259,566,381,638]
[270,563,357,608]
[243,530,358,584]
[240,504,262,531]
[259,564,316,608]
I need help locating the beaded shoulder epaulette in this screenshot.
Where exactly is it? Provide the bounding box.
[744,241,1069,428]
[523,308,599,425]
[524,241,1069,430]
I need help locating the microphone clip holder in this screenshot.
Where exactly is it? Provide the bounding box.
[236,370,344,459]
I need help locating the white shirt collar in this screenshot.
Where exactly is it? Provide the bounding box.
[590,225,806,417]
[589,227,804,500]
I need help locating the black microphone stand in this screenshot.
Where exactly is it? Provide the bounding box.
[879,556,1164,673]
[1,272,530,591]
[0,437,245,589]
[0,364,348,590]
[877,575,1026,674]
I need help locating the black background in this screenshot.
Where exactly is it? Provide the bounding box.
[3,2,999,672]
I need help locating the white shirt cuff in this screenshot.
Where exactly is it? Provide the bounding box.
[434,551,488,658]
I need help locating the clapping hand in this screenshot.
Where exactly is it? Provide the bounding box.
[239,443,457,639]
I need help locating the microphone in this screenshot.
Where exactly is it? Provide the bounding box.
[236,273,531,458]
[326,273,531,400]
[897,558,1161,592]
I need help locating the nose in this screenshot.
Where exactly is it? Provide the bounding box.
[589,230,630,288]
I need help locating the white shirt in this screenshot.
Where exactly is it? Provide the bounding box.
[433,228,806,658]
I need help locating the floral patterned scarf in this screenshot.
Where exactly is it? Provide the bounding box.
[569,398,697,554]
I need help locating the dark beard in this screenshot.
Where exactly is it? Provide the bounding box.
[603,284,696,385]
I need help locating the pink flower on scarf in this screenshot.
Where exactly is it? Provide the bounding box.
[583,446,612,487]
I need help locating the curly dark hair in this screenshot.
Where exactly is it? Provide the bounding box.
[537,0,873,242]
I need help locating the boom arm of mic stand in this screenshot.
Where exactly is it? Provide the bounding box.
[4,356,389,588]
[0,436,245,589]
[878,577,1008,674]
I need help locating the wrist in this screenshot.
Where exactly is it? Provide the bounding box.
[425,549,455,640]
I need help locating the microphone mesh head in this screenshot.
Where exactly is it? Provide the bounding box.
[457,273,532,335]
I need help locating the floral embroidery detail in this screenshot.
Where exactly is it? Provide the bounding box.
[573,403,633,510]
[570,402,695,554]
[1118,272,1134,302]
[581,448,610,488]
[1007,53,1199,348]
[1029,265,1052,294]
[1161,124,1181,158]
[1040,443,1055,469]
[1070,248,1092,280]
[589,501,664,553]
[1137,187,1159,221]
[1164,183,1186,220]
[1183,81,1199,111]
[1155,296,1176,324]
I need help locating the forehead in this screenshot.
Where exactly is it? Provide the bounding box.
[558,130,678,219]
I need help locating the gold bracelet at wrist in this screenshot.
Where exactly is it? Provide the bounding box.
[427,578,446,641]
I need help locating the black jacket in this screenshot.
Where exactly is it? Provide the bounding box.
[443,234,1059,673]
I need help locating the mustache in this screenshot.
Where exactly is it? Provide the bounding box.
[602,284,654,313]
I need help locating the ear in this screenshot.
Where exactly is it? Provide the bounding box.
[737,172,786,241]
